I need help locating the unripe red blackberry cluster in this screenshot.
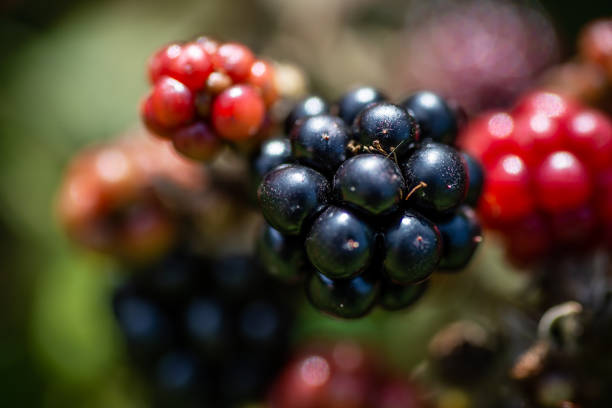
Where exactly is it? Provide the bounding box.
[460,91,612,266]
[56,134,205,261]
[112,251,296,407]
[268,341,424,408]
[255,88,484,318]
[141,37,281,161]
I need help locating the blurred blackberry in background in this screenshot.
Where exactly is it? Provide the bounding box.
[112,251,298,407]
[253,87,484,318]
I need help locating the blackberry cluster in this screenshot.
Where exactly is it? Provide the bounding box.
[141,37,280,161]
[112,251,296,407]
[255,88,484,318]
[460,91,612,266]
[56,133,204,261]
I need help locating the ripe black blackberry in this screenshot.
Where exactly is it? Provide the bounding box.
[112,251,296,407]
[254,88,484,319]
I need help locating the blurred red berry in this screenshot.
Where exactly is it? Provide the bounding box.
[579,19,612,73]
[513,112,565,166]
[534,151,592,213]
[512,91,576,122]
[248,60,279,106]
[215,42,256,82]
[211,84,265,141]
[479,154,534,225]
[163,42,214,90]
[150,76,195,128]
[140,96,172,138]
[461,112,522,167]
[549,205,597,248]
[595,169,612,224]
[565,109,612,172]
[503,213,552,267]
[147,43,182,84]
[171,122,222,161]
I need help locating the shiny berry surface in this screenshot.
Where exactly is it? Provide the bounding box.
[400,91,458,145]
[333,154,405,216]
[291,115,349,174]
[248,60,278,106]
[402,142,467,212]
[215,42,256,82]
[148,43,181,84]
[257,223,306,282]
[479,154,533,225]
[305,206,375,279]
[171,121,222,161]
[379,279,429,311]
[284,95,330,134]
[354,102,418,157]
[337,86,387,126]
[150,76,195,128]
[436,206,482,270]
[384,210,442,284]
[251,137,293,186]
[565,109,612,172]
[306,270,380,319]
[461,152,484,206]
[258,165,330,235]
[211,84,265,141]
[162,42,214,91]
[534,151,592,213]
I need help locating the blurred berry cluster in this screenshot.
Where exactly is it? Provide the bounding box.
[461,91,612,266]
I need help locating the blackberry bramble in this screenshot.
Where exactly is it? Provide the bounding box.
[142,37,287,161]
[112,251,297,407]
[255,88,484,318]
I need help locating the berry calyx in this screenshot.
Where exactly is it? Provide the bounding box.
[211,84,265,141]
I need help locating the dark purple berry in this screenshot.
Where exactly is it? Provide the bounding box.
[337,86,387,125]
[185,297,228,355]
[305,206,375,279]
[402,142,467,212]
[252,137,292,186]
[258,164,330,235]
[290,115,349,174]
[239,300,281,346]
[383,210,442,284]
[436,206,482,271]
[461,152,485,206]
[257,223,306,282]
[284,95,330,134]
[306,270,380,319]
[379,279,429,311]
[400,91,458,145]
[353,102,418,158]
[333,154,405,216]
